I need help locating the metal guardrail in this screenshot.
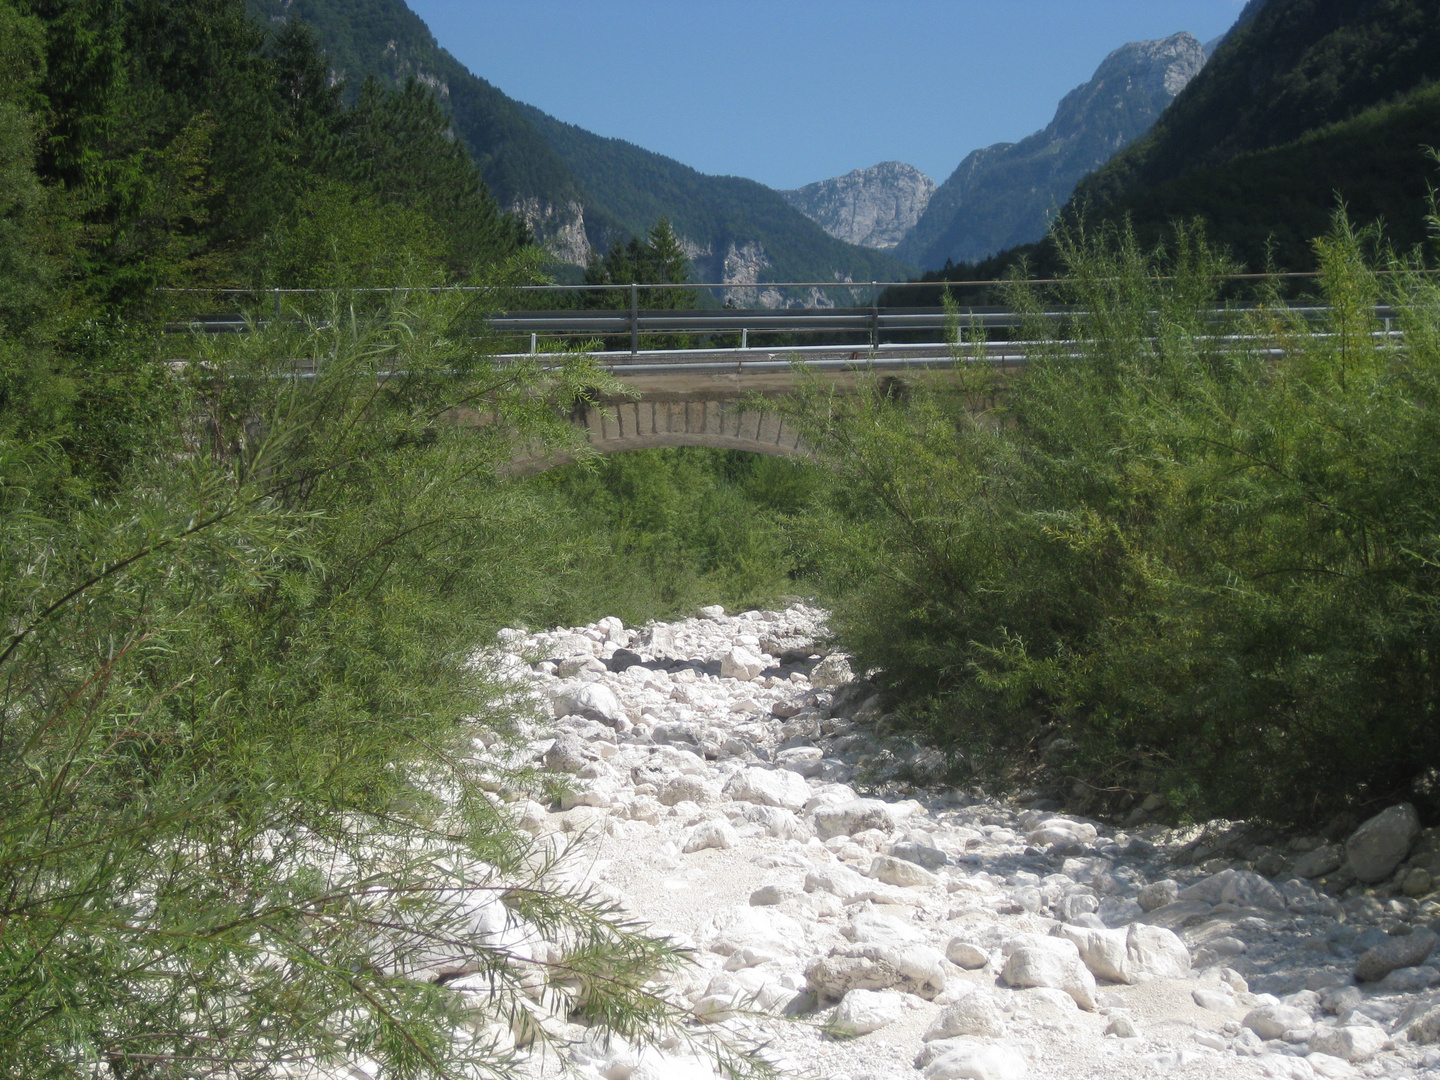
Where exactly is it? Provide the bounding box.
[160,280,1404,362]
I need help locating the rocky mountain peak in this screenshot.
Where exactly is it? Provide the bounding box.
[894,30,1207,270]
[1047,32,1205,145]
[780,162,935,250]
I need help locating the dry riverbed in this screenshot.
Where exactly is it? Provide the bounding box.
[454,603,1440,1080]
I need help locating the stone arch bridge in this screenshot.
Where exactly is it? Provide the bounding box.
[485,346,1015,473]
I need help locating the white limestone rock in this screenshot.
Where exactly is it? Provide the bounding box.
[1243,1003,1316,1041]
[924,987,1005,1039]
[946,938,991,970]
[812,798,898,840]
[740,803,813,840]
[804,864,921,907]
[1024,818,1098,847]
[1177,867,1286,910]
[922,1042,1027,1080]
[847,907,928,946]
[680,819,738,853]
[867,853,939,889]
[809,653,854,688]
[1346,803,1421,883]
[1309,1025,1387,1063]
[999,936,1097,1010]
[551,681,628,726]
[720,646,766,682]
[658,774,721,806]
[830,988,905,1036]
[698,904,803,959]
[1137,878,1179,911]
[1292,844,1344,879]
[725,766,810,811]
[806,942,947,1001]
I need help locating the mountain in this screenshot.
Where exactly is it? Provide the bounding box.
[1069,0,1440,226]
[894,32,1206,270]
[510,105,912,290]
[247,0,912,290]
[779,162,936,250]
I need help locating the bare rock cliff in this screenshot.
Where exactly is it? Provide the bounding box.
[780,162,935,250]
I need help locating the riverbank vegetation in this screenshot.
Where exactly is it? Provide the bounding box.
[0,1,787,1075]
[7,0,1440,1072]
[790,211,1440,828]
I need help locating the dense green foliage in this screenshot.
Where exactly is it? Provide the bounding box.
[1054,0,1440,276]
[797,216,1440,825]
[1086,82,1440,274]
[16,0,524,312]
[525,448,823,626]
[0,277,753,1077]
[584,219,699,309]
[0,1,791,1074]
[246,0,586,213]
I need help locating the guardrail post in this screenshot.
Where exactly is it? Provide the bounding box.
[869,282,879,351]
[741,327,748,350]
[273,288,281,321]
[530,331,537,355]
[630,283,639,356]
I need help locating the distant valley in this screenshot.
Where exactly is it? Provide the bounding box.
[248,0,910,294]
[248,0,1440,285]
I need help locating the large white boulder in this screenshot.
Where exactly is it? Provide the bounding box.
[924,988,1005,1039]
[868,853,939,889]
[806,943,947,1001]
[1055,924,1190,984]
[1243,1003,1316,1041]
[923,1042,1027,1080]
[813,798,898,840]
[698,904,803,958]
[1177,868,1286,910]
[1346,803,1421,883]
[848,907,928,946]
[720,646,766,681]
[725,766,810,811]
[679,819,738,853]
[830,988,905,1036]
[999,936,1096,1010]
[657,774,721,806]
[552,682,628,727]
[740,803,812,841]
[804,865,921,906]
[1309,1025,1387,1063]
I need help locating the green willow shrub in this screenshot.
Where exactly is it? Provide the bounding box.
[0,272,769,1078]
[523,447,823,626]
[795,218,1440,825]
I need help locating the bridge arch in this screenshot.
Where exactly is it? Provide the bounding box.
[506,397,809,474]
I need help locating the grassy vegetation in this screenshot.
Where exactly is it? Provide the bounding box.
[523,447,825,627]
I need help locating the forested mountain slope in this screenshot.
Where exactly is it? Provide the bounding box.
[1058,0,1440,268]
[249,0,912,286]
[914,0,1440,285]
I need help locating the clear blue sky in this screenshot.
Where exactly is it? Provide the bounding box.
[406,1,1249,191]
